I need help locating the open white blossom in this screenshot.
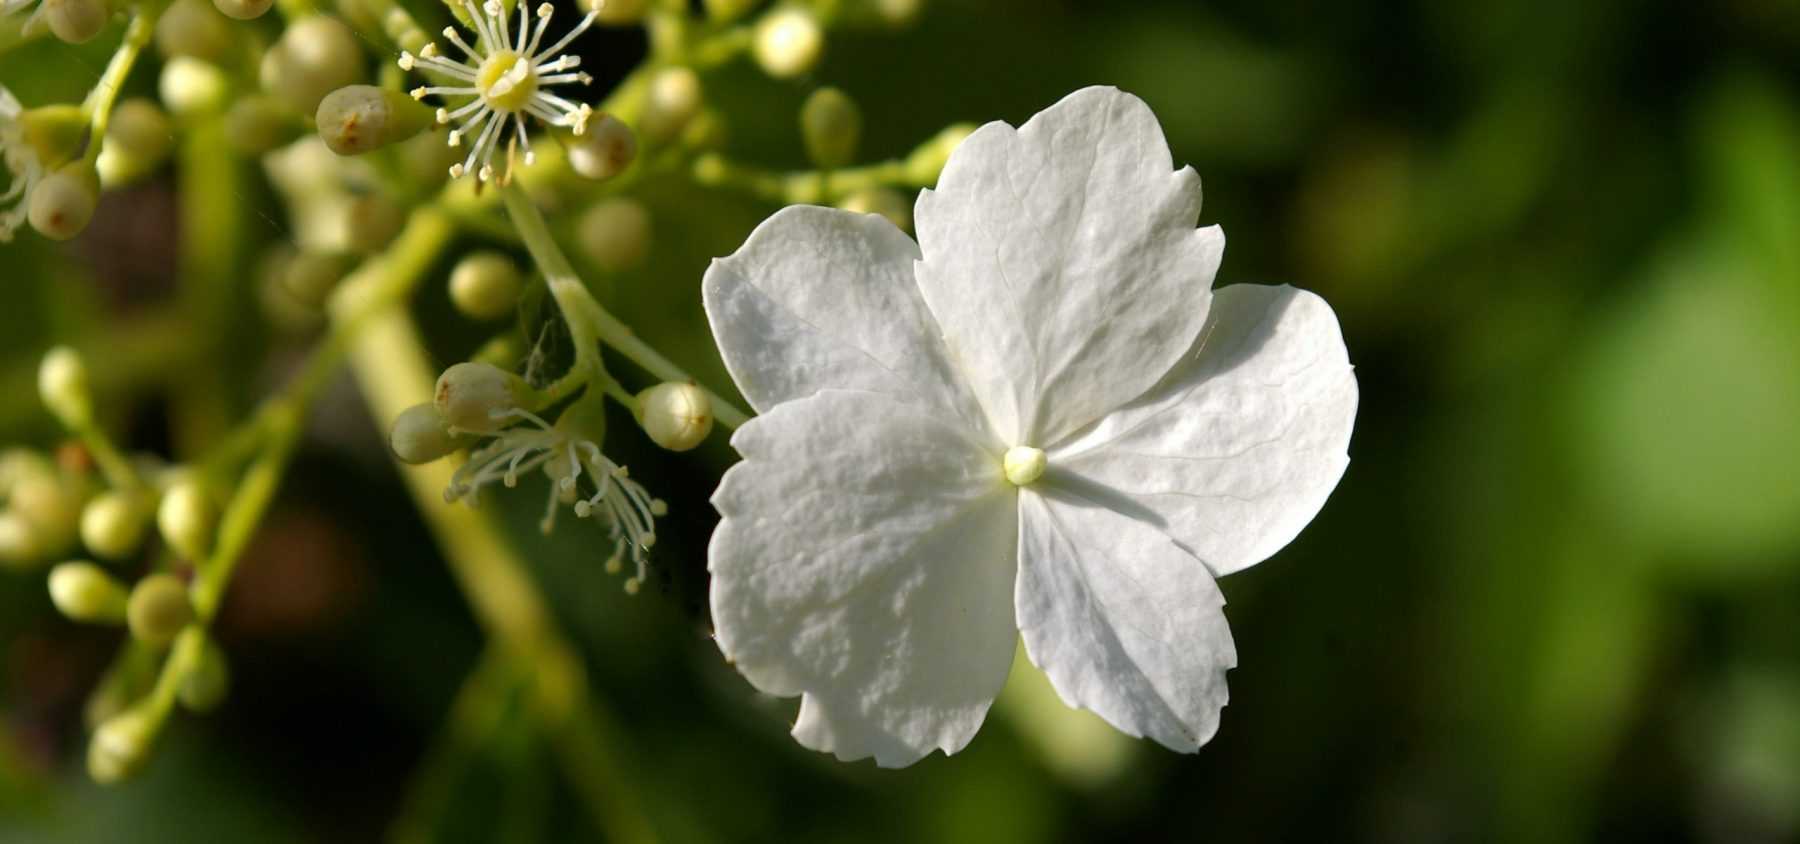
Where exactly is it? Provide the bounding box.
[1,85,46,242]
[702,86,1358,766]
[398,0,598,182]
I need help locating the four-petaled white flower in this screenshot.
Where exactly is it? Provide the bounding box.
[398,0,598,182]
[0,85,45,242]
[702,86,1358,766]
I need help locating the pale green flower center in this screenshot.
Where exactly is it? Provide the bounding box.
[477,50,538,113]
[1003,446,1046,486]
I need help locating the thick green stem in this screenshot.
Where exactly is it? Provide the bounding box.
[82,9,156,154]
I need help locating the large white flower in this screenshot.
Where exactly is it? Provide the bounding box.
[701,86,1359,767]
[1,85,46,242]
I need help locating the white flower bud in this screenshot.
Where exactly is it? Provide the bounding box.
[576,198,652,272]
[49,561,130,623]
[212,0,271,20]
[127,573,194,646]
[44,0,109,44]
[38,346,92,427]
[176,630,229,711]
[9,468,82,560]
[88,705,162,783]
[315,85,433,156]
[754,7,823,80]
[262,16,365,115]
[97,99,175,188]
[389,402,467,464]
[0,513,44,568]
[155,0,233,62]
[837,186,912,232]
[159,57,230,117]
[567,114,638,181]
[80,491,152,559]
[434,363,529,434]
[448,252,523,321]
[800,87,861,169]
[29,163,99,241]
[637,382,713,452]
[640,67,701,143]
[156,480,215,563]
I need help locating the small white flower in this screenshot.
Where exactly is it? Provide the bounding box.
[702,87,1359,766]
[446,401,665,586]
[398,0,598,182]
[1,85,47,242]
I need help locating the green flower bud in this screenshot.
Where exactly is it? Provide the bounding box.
[9,466,83,559]
[126,573,194,646]
[640,67,701,144]
[175,629,229,711]
[576,198,652,272]
[159,57,230,117]
[567,114,637,181]
[0,513,45,568]
[17,104,88,170]
[315,85,433,156]
[44,0,109,44]
[29,162,99,241]
[905,123,976,185]
[389,402,467,464]
[434,363,529,434]
[754,7,823,80]
[223,96,296,156]
[682,107,729,153]
[48,561,130,623]
[800,87,861,169]
[262,16,365,115]
[154,0,234,63]
[280,251,349,308]
[156,480,215,563]
[637,382,713,452]
[212,0,271,20]
[837,186,913,232]
[38,346,93,427]
[345,193,405,254]
[88,705,163,783]
[80,491,152,560]
[448,251,523,320]
[97,99,174,188]
[702,0,755,22]
[581,0,644,23]
[873,0,921,27]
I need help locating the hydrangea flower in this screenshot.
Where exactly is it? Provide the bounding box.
[1,85,45,242]
[398,0,597,182]
[702,86,1358,766]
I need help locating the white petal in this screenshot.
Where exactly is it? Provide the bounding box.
[1051,284,1357,577]
[914,86,1224,445]
[1015,489,1236,752]
[703,205,992,439]
[709,389,1019,767]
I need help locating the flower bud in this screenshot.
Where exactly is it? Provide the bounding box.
[682,107,729,153]
[434,363,529,434]
[29,162,99,241]
[9,467,82,559]
[800,87,861,169]
[448,251,523,320]
[212,0,271,20]
[389,402,468,464]
[49,561,130,623]
[0,513,44,568]
[18,104,88,170]
[637,382,713,452]
[345,193,405,254]
[576,198,652,272]
[905,123,975,185]
[315,85,433,156]
[88,705,163,783]
[175,629,229,711]
[44,0,109,44]
[702,0,755,22]
[224,96,296,155]
[581,0,644,23]
[567,114,637,181]
[280,251,348,308]
[156,480,214,563]
[159,57,230,117]
[837,186,912,232]
[38,346,93,427]
[754,7,823,80]
[96,99,174,188]
[127,573,194,646]
[263,16,365,115]
[155,0,234,63]
[640,67,701,144]
[80,491,152,559]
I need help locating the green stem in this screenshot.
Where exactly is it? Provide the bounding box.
[498,183,750,431]
[82,9,156,160]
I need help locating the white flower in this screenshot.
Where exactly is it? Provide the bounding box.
[701,86,1358,766]
[398,0,597,182]
[446,399,665,587]
[1,85,46,242]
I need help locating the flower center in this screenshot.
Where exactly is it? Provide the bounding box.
[476,50,539,113]
[1003,446,1046,486]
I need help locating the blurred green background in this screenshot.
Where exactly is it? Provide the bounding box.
[4,0,1800,841]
